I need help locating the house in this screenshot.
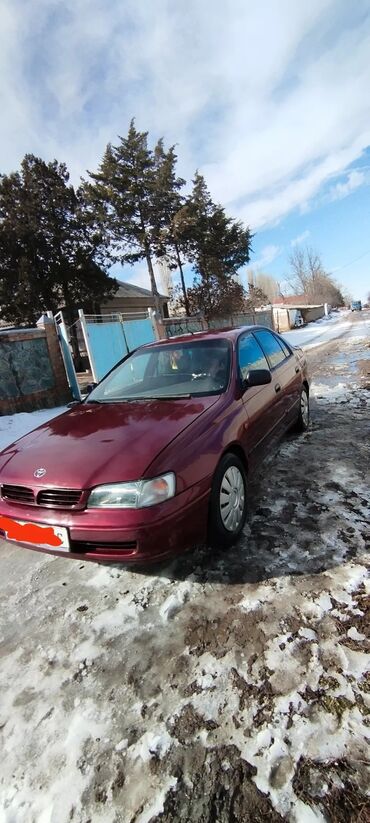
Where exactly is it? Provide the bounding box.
[99,280,169,318]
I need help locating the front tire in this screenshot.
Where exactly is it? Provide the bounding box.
[295,386,309,432]
[208,453,247,549]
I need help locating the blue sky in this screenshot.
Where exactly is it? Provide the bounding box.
[1,0,370,302]
[249,150,370,301]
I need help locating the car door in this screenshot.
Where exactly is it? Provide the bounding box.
[253,329,301,421]
[274,334,303,419]
[237,332,278,466]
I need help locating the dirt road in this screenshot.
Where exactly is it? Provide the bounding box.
[0,312,369,823]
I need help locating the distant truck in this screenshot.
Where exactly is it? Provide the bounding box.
[351,300,362,311]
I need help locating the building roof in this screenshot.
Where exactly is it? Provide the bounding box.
[114,279,168,301]
[273,303,323,310]
[271,295,308,306]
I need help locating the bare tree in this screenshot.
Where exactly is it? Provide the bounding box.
[288,246,344,306]
[288,246,307,291]
[246,269,280,302]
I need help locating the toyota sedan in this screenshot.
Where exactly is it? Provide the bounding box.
[0,326,309,563]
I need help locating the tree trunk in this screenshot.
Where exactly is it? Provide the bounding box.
[144,242,162,319]
[139,208,162,320]
[174,240,190,315]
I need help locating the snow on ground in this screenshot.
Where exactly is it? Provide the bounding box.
[0,315,369,822]
[0,406,68,452]
[283,310,358,350]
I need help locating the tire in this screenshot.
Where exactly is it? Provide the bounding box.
[294,385,310,432]
[208,453,247,549]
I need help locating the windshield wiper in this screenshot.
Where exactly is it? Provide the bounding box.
[126,394,192,400]
[86,394,192,403]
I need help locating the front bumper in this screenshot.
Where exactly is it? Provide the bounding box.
[0,481,210,563]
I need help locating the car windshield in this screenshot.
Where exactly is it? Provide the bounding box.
[87,339,231,401]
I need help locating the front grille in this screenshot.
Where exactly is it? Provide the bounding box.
[37,489,82,508]
[1,485,35,504]
[1,484,82,509]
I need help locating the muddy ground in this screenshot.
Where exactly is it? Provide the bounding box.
[0,313,369,823]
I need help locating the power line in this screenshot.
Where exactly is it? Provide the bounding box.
[333,248,370,272]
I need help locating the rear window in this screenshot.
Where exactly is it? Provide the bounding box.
[253,330,288,369]
[278,338,291,358]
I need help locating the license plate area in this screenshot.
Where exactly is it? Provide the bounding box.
[3,518,70,551]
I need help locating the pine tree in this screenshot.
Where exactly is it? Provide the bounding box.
[151,142,190,314]
[174,173,252,319]
[85,120,163,316]
[0,155,116,332]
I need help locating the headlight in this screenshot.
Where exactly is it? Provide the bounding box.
[87,473,176,509]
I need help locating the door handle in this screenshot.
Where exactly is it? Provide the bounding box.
[275,383,281,393]
[295,366,300,373]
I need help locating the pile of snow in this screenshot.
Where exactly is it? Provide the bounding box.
[0,407,68,452]
[311,380,369,407]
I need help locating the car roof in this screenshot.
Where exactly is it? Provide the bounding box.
[143,325,272,348]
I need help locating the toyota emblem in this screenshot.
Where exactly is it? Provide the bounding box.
[34,467,47,478]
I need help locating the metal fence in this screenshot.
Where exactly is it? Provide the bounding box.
[164,309,273,338]
[78,309,156,382]
[162,317,206,338]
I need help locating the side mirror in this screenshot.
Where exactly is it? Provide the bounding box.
[86,382,98,393]
[243,369,272,390]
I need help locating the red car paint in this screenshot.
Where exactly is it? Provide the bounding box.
[0,327,309,563]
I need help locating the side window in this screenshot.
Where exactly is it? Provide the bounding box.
[238,334,270,381]
[278,338,291,358]
[254,330,287,369]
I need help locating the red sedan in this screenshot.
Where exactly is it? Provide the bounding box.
[0,327,309,563]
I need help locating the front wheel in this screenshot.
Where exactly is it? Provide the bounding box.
[295,386,309,432]
[208,453,247,549]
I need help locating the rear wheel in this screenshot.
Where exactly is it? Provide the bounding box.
[208,453,247,548]
[295,386,309,432]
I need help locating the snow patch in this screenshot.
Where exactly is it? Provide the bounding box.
[0,406,68,452]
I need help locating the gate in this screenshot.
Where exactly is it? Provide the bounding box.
[78,310,156,382]
[54,311,81,400]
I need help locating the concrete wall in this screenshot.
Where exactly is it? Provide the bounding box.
[0,322,71,415]
[160,309,274,339]
[209,309,273,331]
[272,308,291,332]
[301,305,325,323]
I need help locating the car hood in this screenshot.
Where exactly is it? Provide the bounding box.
[0,397,218,489]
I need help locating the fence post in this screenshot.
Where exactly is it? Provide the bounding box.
[38,313,74,402]
[148,308,166,340]
[78,309,99,383]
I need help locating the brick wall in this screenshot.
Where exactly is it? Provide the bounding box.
[0,321,72,415]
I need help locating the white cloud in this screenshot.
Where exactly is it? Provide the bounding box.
[252,244,282,268]
[110,263,151,291]
[291,230,311,246]
[327,169,366,201]
[0,0,370,232]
